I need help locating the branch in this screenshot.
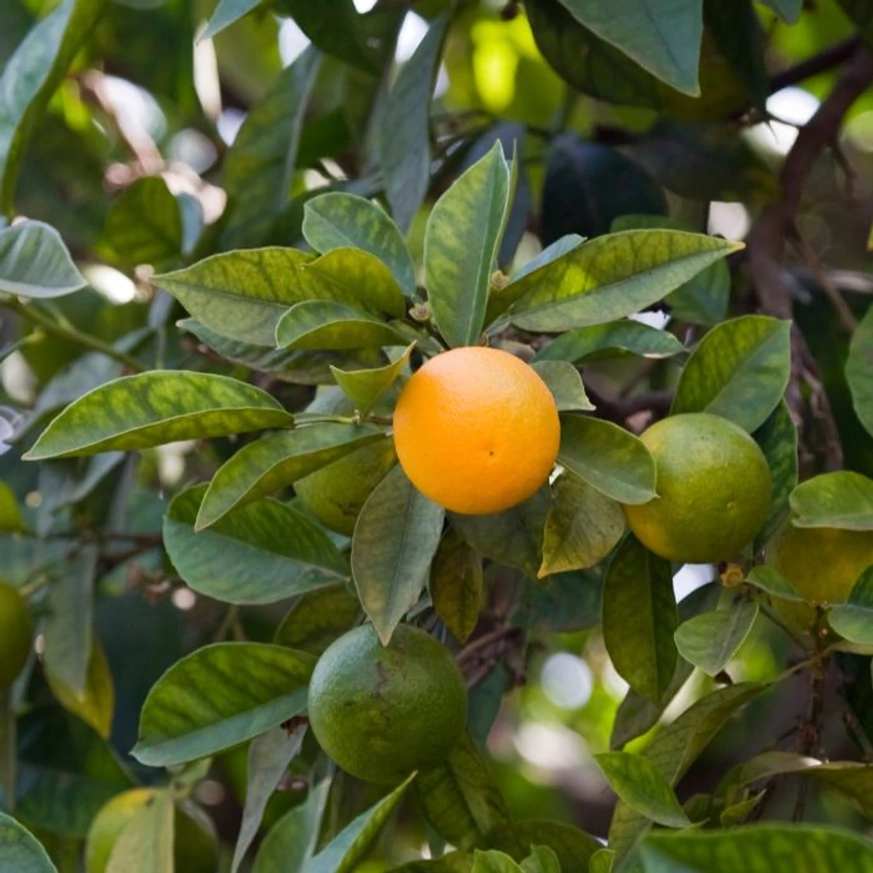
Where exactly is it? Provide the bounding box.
[769,36,864,95]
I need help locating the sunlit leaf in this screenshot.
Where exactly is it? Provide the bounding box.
[0,221,86,298]
[790,471,873,531]
[530,362,594,412]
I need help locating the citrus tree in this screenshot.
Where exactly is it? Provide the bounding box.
[4,0,873,871]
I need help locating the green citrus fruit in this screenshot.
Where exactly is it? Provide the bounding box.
[0,580,32,689]
[85,789,216,873]
[308,624,467,783]
[623,413,771,564]
[767,521,873,606]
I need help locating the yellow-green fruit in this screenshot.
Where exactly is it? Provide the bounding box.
[308,624,467,784]
[85,789,216,873]
[295,439,397,536]
[623,413,772,564]
[767,522,873,605]
[0,580,32,689]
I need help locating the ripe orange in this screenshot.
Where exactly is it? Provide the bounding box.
[392,347,560,515]
[623,413,771,564]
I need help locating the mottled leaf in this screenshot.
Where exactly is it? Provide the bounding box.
[0,221,86,298]
[530,362,594,412]
[275,300,407,351]
[132,643,316,766]
[274,585,361,654]
[790,471,873,531]
[753,401,798,550]
[674,601,759,676]
[534,321,684,364]
[558,415,657,504]
[672,315,791,433]
[431,529,483,644]
[165,485,347,605]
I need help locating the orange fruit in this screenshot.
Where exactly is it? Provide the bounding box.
[307,624,467,783]
[623,413,771,564]
[392,347,560,515]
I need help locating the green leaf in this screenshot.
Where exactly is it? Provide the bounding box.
[589,850,614,873]
[165,485,348,605]
[43,544,96,697]
[274,587,360,657]
[0,481,22,532]
[539,474,625,577]
[202,0,261,38]
[431,529,484,644]
[381,14,448,232]
[520,847,560,873]
[753,401,798,549]
[534,321,685,364]
[556,0,703,96]
[705,0,767,111]
[608,683,765,858]
[642,824,873,872]
[418,732,511,850]
[789,471,873,531]
[0,221,86,298]
[558,415,657,504]
[514,569,603,633]
[0,0,104,214]
[231,726,307,873]
[197,425,385,529]
[106,789,174,873]
[828,568,873,646]
[425,141,511,347]
[157,249,321,346]
[275,300,408,351]
[25,372,293,460]
[596,752,691,828]
[674,602,759,676]
[672,316,791,433]
[45,639,114,740]
[252,779,330,873]
[132,643,316,767]
[330,344,414,414]
[507,230,740,333]
[530,362,594,412]
[449,487,549,580]
[472,851,523,873]
[486,821,601,873]
[745,566,804,602]
[105,177,182,267]
[847,306,873,439]
[611,215,729,325]
[759,0,802,22]
[0,812,60,872]
[303,192,417,296]
[308,774,416,873]
[352,465,445,644]
[602,535,677,702]
[222,47,322,247]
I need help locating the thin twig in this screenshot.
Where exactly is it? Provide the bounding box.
[769,36,864,94]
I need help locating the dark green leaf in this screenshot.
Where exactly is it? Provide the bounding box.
[418,732,511,850]
[132,643,316,767]
[330,344,413,414]
[105,177,183,267]
[506,230,740,333]
[705,0,767,111]
[596,752,690,828]
[303,192,417,296]
[25,372,293,460]
[602,535,677,702]
[431,529,484,644]
[486,821,601,873]
[106,789,174,873]
[308,775,416,873]
[164,485,348,605]
[534,321,684,364]
[753,401,798,550]
[790,471,873,531]
[539,473,625,576]
[642,824,873,872]
[275,300,408,350]
[0,0,104,213]
[0,812,59,872]
[222,47,321,247]
[829,568,873,646]
[672,315,791,432]
[558,415,657,504]
[381,14,448,232]
[352,465,445,644]
[449,487,549,579]
[426,141,511,347]
[848,308,873,440]
[513,569,603,633]
[197,425,385,529]
[274,585,361,654]
[555,0,703,95]
[252,779,330,873]
[231,726,307,873]
[745,566,804,602]
[530,362,594,412]
[674,601,759,676]
[0,221,86,297]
